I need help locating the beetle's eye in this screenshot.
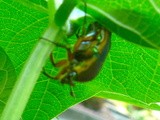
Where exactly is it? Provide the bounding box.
[78,41,91,50]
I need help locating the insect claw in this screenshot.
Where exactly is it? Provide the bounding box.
[70,91,75,97]
[70,86,75,97]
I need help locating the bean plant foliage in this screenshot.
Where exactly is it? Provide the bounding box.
[0,0,160,119]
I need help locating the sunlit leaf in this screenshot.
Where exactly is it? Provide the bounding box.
[0,0,160,119]
[0,47,16,115]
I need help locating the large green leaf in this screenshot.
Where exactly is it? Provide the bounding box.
[78,0,160,49]
[0,0,160,119]
[0,47,16,115]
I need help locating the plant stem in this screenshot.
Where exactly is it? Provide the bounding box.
[0,24,60,120]
[1,0,78,119]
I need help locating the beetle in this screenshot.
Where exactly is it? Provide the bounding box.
[43,21,111,96]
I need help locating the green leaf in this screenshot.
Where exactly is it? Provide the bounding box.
[0,47,16,115]
[28,0,47,8]
[78,0,160,49]
[17,0,48,13]
[0,0,76,120]
[1,0,160,120]
[97,34,160,110]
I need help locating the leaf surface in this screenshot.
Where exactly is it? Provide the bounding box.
[0,47,16,115]
[0,0,160,119]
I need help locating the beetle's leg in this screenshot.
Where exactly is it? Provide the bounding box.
[75,28,79,38]
[67,48,74,61]
[50,53,68,67]
[75,28,86,38]
[41,37,71,49]
[70,86,75,97]
[56,43,73,61]
[50,50,73,68]
[49,40,73,61]
[43,53,68,79]
[41,37,73,60]
[43,66,67,80]
[69,75,76,96]
[60,77,75,96]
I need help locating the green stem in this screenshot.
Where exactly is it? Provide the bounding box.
[48,0,56,25]
[1,0,78,119]
[0,24,60,120]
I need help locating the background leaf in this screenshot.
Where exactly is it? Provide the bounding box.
[0,47,16,115]
[17,0,48,13]
[0,0,160,119]
[79,0,160,49]
[28,0,47,8]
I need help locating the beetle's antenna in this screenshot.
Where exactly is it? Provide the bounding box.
[82,0,87,35]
